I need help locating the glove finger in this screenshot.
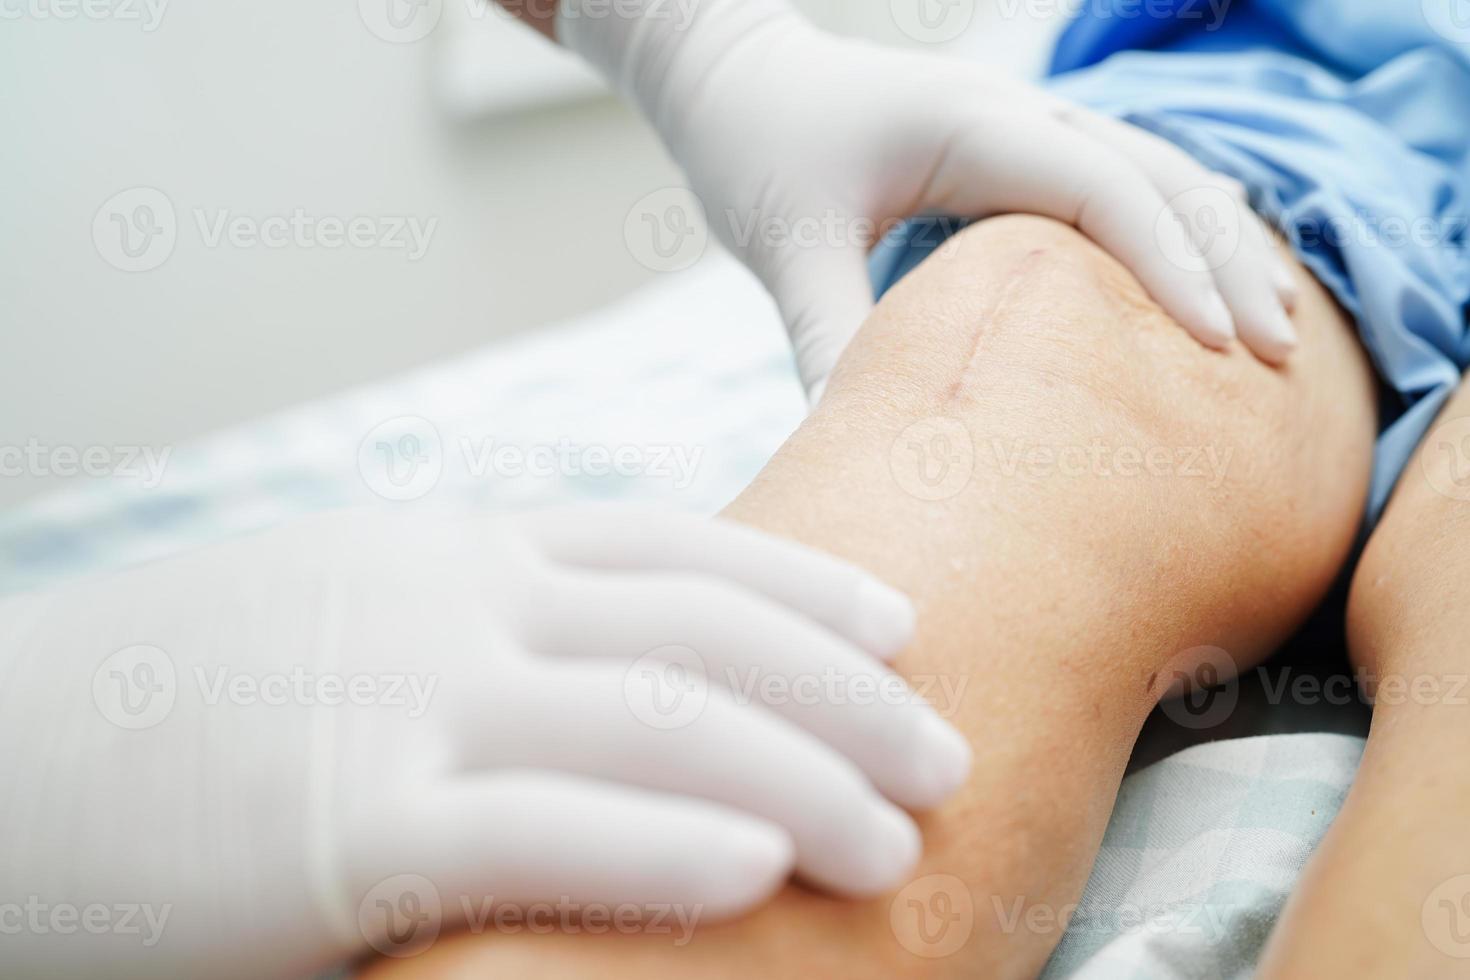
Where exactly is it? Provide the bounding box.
[517,506,916,660]
[1061,110,1299,363]
[922,110,1237,351]
[1063,110,1299,306]
[520,569,970,811]
[344,769,794,948]
[443,659,921,897]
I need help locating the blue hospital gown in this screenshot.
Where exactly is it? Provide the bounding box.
[870,0,1470,522]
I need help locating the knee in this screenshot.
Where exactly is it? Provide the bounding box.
[842,217,1251,434]
[815,214,1375,638]
[1348,392,1470,673]
[833,214,1372,508]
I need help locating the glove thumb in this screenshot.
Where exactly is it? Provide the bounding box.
[762,243,877,406]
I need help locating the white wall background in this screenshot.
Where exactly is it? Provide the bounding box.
[0,0,1063,507]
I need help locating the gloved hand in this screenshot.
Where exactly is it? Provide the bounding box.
[559,0,1298,399]
[0,506,968,979]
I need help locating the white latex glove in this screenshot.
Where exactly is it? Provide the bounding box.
[0,506,970,979]
[559,0,1299,399]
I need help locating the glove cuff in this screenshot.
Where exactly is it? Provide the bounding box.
[556,0,804,140]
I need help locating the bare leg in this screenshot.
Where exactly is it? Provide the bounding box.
[1258,378,1470,978]
[366,215,1376,979]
